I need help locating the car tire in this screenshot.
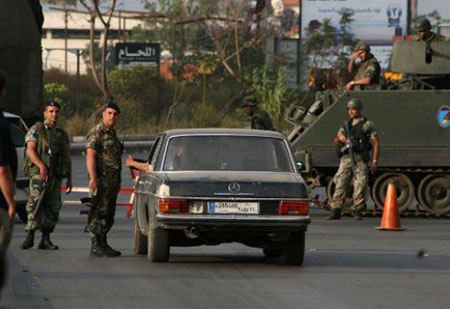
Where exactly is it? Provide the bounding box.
[16,203,28,223]
[134,217,147,255]
[147,226,170,262]
[280,231,305,266]
[263,248,282,258]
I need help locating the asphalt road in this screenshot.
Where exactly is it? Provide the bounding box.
[1,153,449,308]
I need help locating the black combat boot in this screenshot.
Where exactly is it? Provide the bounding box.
[38,230,59,250]
[101,234,121,257]
[90,235,116,257]
[352,209,363,220]
[20,230,35,249]
[327,208,341,220]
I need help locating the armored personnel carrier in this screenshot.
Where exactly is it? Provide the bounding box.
[287,40,450,216]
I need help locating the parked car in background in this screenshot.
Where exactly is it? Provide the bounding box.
[3,111,29,222]
[132,129,311,265]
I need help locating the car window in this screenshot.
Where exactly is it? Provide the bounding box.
[162,136,294,172]
[147,134,164,166]
[9,124,25,147]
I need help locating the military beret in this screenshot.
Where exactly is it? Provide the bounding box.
[44,100,61,110]
[104,101,121,114]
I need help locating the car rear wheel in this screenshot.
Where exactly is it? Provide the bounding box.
[147,226,170,262]
[263,248,282,258]
[134,216,147,255]
[280,231,305,266]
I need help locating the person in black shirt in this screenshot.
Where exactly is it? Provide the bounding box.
[0,71,17,291]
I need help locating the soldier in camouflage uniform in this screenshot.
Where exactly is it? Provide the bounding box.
[86,101,123,257]
[328,99,379,220]
[21,101,72,250]
[345,42,381,91]
[241,96,274,130]
[410,18,446,42]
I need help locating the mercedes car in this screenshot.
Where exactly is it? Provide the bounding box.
[132,129,310,265]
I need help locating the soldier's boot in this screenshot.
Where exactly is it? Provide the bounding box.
[327,208,341,220]
[38,230,59,250]
[20,230,35,249]
[352,209,363,221]
[90,235,116,257]
[100,234,121,257]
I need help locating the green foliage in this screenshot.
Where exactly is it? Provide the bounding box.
[43,82,73,118]
[250,66,295,123]
[109,65,166,132]
[64,114,90,137]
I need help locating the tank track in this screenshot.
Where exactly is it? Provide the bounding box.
[309,167,450,218]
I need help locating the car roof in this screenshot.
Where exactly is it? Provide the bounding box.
[163,128,286,139]
[2,111,21,119]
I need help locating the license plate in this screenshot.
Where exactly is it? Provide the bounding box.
[209,201,259,214]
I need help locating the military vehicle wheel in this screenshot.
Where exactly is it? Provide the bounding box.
[372,173,415,211]
[147,226,170,262]
[134,216,147,255]
[280,231,305,266]
[326,177,353,209]
[263,248,282,257]
[417,174,450,215]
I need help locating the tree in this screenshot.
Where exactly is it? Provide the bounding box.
[79,0,117,101]
[302,9,357,90]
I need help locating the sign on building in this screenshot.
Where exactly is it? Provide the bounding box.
[115,43,160,67]
[301,0,408,44]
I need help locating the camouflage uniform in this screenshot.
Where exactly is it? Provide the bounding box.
[251,109,274,130]
[85,122,123,235]
[24,121,71,232]
[353,54,381,90]
[331,118,377,211]
[410,32,447,42]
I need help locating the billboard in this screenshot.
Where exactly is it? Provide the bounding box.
[115,43,160,67]
[301,0,408,44]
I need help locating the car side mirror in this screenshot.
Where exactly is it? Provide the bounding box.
[296,161,304,171]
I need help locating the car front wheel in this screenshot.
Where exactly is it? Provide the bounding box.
[280,231,305,266]
[134,216,147,255]
[263,248,282,258]
[147,226,170,262]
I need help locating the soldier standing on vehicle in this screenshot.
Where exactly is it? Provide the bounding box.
[328,99,379,220]
[20,100,72,250]
[241,96,274,130]
[345,42,381,91]
[410,18,446,42]
[86,101,123,257]
[0,71,17,290]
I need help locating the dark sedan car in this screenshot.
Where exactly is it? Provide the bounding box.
[133,129,310,265]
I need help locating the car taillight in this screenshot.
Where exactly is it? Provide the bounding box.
[158,199,189,213]
[278,200,309,215]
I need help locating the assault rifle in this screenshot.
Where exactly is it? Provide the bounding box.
[32,180,47,217]
[340,121,356,167]
[81,193,98,232]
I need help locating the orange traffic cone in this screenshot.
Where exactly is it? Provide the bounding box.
[377,181,405,231]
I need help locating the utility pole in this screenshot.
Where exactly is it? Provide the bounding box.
[64,0,68,73]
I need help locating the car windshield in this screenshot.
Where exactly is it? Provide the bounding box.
[163,135,294,172]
